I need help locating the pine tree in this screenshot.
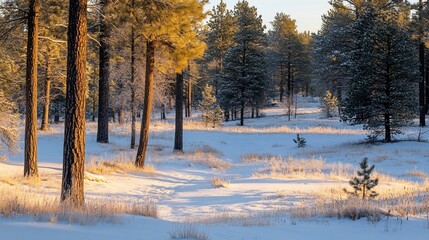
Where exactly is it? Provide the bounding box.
[219,0,267,126]
[135,0,207,166]
[313,2,354,102]
[205,0,236,98]
[39,0,68,131]
[322,90,339,118]
[171,1,206,152]
[346,158,379,200]
[341,5,419,142]
[97,0,111,144]
[24,0,39,177]
[61,0,88,207]
[199,84,223,127]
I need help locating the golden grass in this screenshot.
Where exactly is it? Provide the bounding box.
[170,224,210,240]
[87,153,156,175]
[175,145,232,169]
[211,177,229,188]
[252,155,355,180]
[290,181,429,222]
[185,210,282,226]
[0,187,158,224]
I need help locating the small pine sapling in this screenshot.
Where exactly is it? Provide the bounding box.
[293,134,306,148]
[199,84,223,128]
[322,90,339,118]
[345,158,379,199]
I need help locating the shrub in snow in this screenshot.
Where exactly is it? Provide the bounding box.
[321,90,338,118]
[293,134,306,148]
[199,84,223,128]
[345,158,379,199]
[0,91,19,155]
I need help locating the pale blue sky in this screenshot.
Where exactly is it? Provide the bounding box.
[206,0,419,33]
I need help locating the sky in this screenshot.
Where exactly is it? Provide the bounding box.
[206,0,420,33]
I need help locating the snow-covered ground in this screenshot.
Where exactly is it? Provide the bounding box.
[1,96,428,239]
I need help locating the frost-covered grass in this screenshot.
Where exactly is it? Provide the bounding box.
[0,187,158,224]
[87,153,156,175]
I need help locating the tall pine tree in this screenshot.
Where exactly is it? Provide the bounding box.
[219,0,267,126]
[341,6,419,142]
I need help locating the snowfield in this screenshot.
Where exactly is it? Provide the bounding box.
[1,97,428,240]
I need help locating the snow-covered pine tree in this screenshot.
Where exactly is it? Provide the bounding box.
[199,84,223,127]
[341,6,419,142]
[219,0,267,126]
[313,2,354,101]
[205,0,236,98]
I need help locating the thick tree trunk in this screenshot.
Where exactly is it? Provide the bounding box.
[97,0,110,143]
[174,72,184,151]
[24,0,39,177]
[61,0,87,207]
[130,25,136,149]
[41,53,51,131]
[135,41,155,168]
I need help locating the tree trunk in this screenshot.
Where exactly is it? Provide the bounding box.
[419,0,427,127]
[240,102,244,126]
[135,40,155,168]
[61,0,88,207]
[174,72,184,151]
[130,23,136,149]
[161,103,166,120]
[279,64,284,102]
[41,52,51,131]
[97,0,110,143]
[384,114,391,142]
[24,0,39,177]
[118,108,124,124]
[186,63,192,118]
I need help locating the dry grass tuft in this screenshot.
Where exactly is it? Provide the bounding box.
[211,177,229,188]
[0,188,158,224]
[290,185,429,222]
[290,197,385,222]
[253,155,354,180]
[87,154,156,175]
[170,224,210,240]
[240,153,280,163]
[404,169,429,179]
[176,146,232,169]
[187,211,281,226]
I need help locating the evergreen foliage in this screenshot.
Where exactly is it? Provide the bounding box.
[204,0,236,97]
[346,158,379,200]
[322,90,339,118]
[219,0,268,126]
[340,5,419,142]
[293,134,306,148]
[199,84,223,127]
